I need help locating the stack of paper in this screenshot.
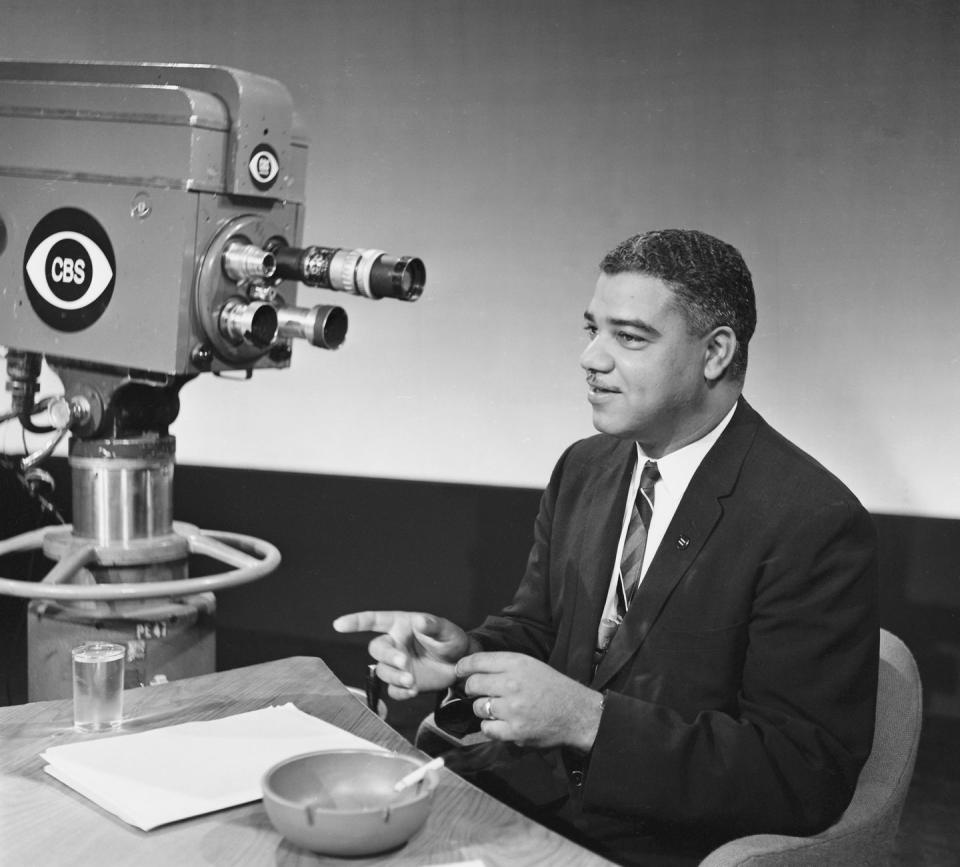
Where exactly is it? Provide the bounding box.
[41,703,385,830]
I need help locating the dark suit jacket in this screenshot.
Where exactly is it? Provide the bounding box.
[468,398,879,862]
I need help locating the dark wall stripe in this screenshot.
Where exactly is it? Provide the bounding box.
[2,460,958,719]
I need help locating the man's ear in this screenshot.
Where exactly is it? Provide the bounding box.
[703,326,737,381]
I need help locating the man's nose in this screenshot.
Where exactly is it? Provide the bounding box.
[580,335,613,373]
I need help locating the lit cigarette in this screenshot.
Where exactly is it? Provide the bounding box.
[393,756,445,793]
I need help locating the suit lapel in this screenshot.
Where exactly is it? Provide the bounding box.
[564,440,635,684]
[590,399,761,689]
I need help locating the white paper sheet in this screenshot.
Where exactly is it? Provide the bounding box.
[40,703,385,830]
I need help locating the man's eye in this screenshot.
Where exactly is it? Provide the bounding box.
[582,324,598,338]
[618,331,645,346]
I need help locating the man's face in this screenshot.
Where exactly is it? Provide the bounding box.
[580,271,712,455]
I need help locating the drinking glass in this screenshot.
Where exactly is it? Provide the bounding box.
[72,642,125,732]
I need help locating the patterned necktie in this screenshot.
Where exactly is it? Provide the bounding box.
[596,460,660,658]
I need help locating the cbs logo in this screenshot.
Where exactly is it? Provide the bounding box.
[248,144,279,190]
[23,209,116,332]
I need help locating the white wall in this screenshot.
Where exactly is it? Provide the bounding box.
[3,0,959,517]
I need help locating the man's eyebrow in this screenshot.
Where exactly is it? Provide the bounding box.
[583,310,661,337]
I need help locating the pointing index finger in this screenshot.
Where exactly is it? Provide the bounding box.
[332,611,408,634]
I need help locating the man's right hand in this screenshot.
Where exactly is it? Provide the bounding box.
[332,611,472,699]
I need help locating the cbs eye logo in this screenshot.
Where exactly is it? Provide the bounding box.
[248,144,279,190]
[23,208,116,332]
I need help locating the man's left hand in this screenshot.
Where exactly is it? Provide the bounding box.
[455,652,604,752]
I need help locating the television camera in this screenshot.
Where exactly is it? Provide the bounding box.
[0,62,425,699]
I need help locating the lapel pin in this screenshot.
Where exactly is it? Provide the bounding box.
[676,535,690,549]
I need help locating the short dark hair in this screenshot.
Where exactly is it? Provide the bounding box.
[599,229,756,380]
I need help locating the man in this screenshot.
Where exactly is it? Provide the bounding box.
[334,229,878,865]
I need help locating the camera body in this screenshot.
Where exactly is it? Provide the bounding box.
[0,62,308,375]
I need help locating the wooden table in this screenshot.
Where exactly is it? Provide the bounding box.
[0,656,613,866]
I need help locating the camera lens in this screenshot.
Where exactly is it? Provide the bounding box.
[218,299,279,347]
[277,304,348,350]
[367,254,425,301]
[270,244,425,302]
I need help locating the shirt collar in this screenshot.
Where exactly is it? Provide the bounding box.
[636,401,738,500]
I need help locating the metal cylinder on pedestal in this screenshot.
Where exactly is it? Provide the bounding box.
[70,435,177,546]
[26,435,216,700]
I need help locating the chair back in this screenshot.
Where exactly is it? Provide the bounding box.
[700,628,923,866]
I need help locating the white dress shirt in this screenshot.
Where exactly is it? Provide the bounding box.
[600,403,738,620]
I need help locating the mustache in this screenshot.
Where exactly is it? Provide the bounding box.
[586,375,618,391]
